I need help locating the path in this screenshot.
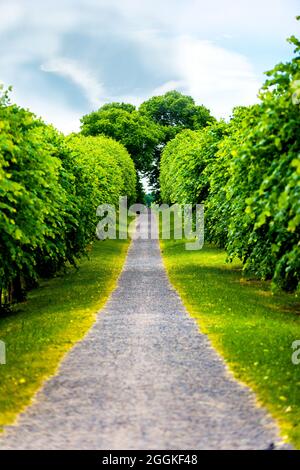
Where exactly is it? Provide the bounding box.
[0,211,287,449]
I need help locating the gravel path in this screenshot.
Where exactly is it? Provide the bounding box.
[0,211,288,449]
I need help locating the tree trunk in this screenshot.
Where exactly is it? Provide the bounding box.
[12,274,25,303]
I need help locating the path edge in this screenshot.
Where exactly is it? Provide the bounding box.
[158,236,292,449]
[0,236,133,433]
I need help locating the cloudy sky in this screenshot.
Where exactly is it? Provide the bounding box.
[0,0,299,133]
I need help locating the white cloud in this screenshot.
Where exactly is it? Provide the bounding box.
[175,37,261,117]
[35,103,81,134]
[94,0,298,42]
[7,86,81,134]
[0,0,298,131]
[41,58,105,107]
[0,1,24,33]
[134,33,261,118]
[1,0,299,42]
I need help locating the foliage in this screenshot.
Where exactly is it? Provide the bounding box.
[160,122,226,205]
[204,107,250,247]
[140,91,214,197]
[0,99,70,298]
[99,102,136,113]
[62,133,136,263]
[81,92,214,196]
[135,173,146,204]
[224,34,300,291]
[160,32,300,292]
[80,104,162,173]
[0,91,136,307]
[144,192,155,207]
[140,90,214,131]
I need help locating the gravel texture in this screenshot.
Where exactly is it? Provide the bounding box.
[0,211,289,449]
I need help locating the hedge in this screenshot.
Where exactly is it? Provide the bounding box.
[0,90,136,308]
[160,33,300,292]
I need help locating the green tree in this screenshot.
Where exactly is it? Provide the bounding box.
[224,33,300,291]
[80,104,162,174]
[160,121,226,205]
[99,102,136,113]
[204,107,249,248]
[139,90,213,130]
[160,28,300,292]
[0,94,70,303]
[66,134,136,249]
[0,88,136,308]
[140,91,214,198]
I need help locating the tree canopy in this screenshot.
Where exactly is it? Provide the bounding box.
[139,91,214,197]
[80,92,214,197]
[80,104,162,174]
[160,32,300,292]
[139,90,214,132]
[0,88,136,307]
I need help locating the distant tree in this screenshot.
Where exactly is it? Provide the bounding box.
[139,91,215,199]
[139,90,214,131]
[81,93,214,199]
[80,104,162,174]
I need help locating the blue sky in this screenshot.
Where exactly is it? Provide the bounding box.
[0,0,299,133]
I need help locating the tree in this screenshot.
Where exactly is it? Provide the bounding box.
[159,28,300,292]
[160,122,226,205]
[223,33,300,291]
[139,90,214,131]
[140,91,214,198]
[0,97,70,303]
[80,104,162,174]
[99,102,136,113]
[0,88,137,309]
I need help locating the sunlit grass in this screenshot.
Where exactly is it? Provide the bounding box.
[160,234,300,448]
[0,238,129,429]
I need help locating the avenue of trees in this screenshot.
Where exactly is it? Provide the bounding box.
[81,91,214,198]
[0,89,136,308]
[160,33,300,292]
[0,27,299,309]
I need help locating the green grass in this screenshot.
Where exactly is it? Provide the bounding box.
[0,238,130,429]
[160,235,300,448]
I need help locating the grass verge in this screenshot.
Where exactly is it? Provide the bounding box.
[160,236,300,448]
[0,238,130,429]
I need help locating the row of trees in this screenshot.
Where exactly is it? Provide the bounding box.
[0,89,136,309]
[1,27,298,306]
[0,87,213,309]
[80,91,214,198]
[160,34,300,292]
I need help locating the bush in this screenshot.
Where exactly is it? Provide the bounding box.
[66,134,136,250]
[160,122,226,206]
[0,91,136,307]
[224,35,300,291]
[0,96,69,302]
[159,33,300,292]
